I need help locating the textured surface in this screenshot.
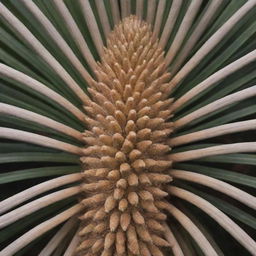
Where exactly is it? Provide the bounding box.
[79,16,173,256]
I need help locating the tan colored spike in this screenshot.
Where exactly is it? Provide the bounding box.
[147,219,165,232]
[138,190,154,201]
[113,188,125,200]
[94,207,107,221]
[110,211,120,231]
[79,16,173,255]
[139,241,151,256]
[132,210,145,225]
[116,230,126,255]
[80,209,97,220]
[104,195,117,213]
[107,169,120,180]
[148,243,165,256]
[119,198,128,212]
[151,234,170,247]
[94,222,107,234]
[127,191,139,206]
[92,239,104,253]
[104,233,115,250]
[127,173,139,186]
[120,212,131,231]
[136,225,152,243]
[79,223,95,236]
[127,225,140,255]
[81,194,106,206]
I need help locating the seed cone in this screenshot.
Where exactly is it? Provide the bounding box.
[79,16,174,256]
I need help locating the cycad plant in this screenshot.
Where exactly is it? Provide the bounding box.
[0,0,255,255]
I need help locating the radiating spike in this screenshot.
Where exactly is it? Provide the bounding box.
[120,212,131,231]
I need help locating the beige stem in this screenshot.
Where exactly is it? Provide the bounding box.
[170,142,256,162]
[38,217,78,256]
[170,0,224,76]
[152,0,166,39]
[0,103,83,141]
[168,186,256,255]
[0,64,86,122]
[170,170,256,209]
[0,3,90,104]
[0,204,83,256]
[95,0,111,38]
[136,0,144,20]
[172,49,256,111]
[53,0,97,70]
[169,0,256,88]
[163,203,218,256]
[174,86,256,128]
[63,229,81,256]
[121,0,131,19]
[0,186,81,229]
[0,127,83,155]
[109,0,120,25]
[159,0,183,49]
[146,0,157,24]
[21,0,93,85]
[165,0,203,67]
[0,173,82,214]
[163,223,184,256]
[79,0,104,56]
[170,120,256,146]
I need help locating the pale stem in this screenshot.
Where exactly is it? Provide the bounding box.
[169,0,224,76]
[163,203,218,256]
[121,0,131,19]
[63,229,81,256]
[79,0,104,56]
[165,0,203,67]
[38,217,78,256]
[53,0,97,70]
[146,0,157,24]
[0,64,86,122]
[170,225,195,256]
[172,49,256,111]
[159,0,183,49]
[152,0,166,39]
[0,173,82,214]
[163,223,184,256]
[136,0,144,20]
[170,142,256,162]
[21,0,93,85]
[168,186,256,255]
[0,128,84,155]
[0,204,84,256]
[174,86,256,128]
[170,120,256,146]
[0,3,90,105]
[95,0,111,39]
[0,186,81,229]
[170,170,256,210]
[0,103,83,141]
[177,204,224,256]
[109,0,120,25]
[169,0,256,88]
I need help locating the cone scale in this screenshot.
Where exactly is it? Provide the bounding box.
[79,16,174,256]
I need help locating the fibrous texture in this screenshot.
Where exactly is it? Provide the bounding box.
[0,1,256,256]
[78,17,173,255]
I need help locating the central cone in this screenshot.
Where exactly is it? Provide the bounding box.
[79,16,174,256]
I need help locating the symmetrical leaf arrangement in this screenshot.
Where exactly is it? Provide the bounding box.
[0,0,255,256]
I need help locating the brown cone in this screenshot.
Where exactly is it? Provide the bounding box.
[79,16,173,256]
